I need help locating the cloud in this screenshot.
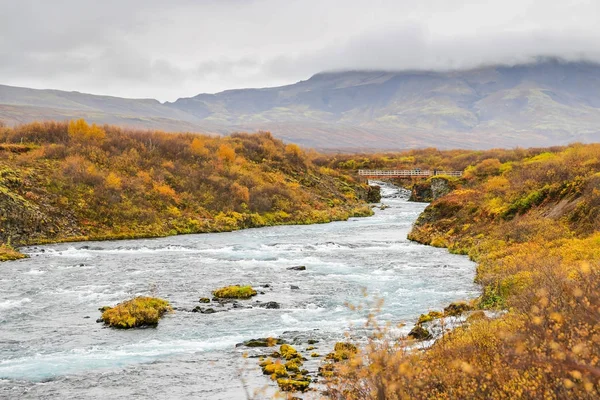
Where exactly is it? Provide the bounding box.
[0,0,599,101]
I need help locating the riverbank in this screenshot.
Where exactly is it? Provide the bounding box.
[329,143,600,399]
[0,121,375,261]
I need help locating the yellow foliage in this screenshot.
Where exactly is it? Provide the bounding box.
[105,172,122,190]
[217,143,235,163]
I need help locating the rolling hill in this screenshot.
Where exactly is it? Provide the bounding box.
[2,59,600,149]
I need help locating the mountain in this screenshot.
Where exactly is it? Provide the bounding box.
[2,59,600,149]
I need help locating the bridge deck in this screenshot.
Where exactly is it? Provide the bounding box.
[358,169,463,178]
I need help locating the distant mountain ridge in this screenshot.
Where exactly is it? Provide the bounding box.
[2,59,600,149]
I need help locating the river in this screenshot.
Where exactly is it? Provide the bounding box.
[0,182,478,399]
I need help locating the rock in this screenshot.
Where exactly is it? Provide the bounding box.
[307,339,318,345]
[366,185,381,203]
[191,306,202,313]
[260,301,281,309]
[201,308,216,314]
[417,310,444,325]
[408,325,432,340]
[290,285,300,290]
[240,337,285,347]
[96,318,103,323]
[444,301,473,317]
[262,284,271,288]
[287,266,306,271]
[83,316,90,319]
[199,297,210,303]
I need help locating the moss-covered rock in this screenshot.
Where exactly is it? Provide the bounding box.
[100,296,172,329]
[277,378,310,392]
[318,363,335,378]
[444,301,473,317]
[199,297,210,303]
[417,310,444,324]
[325,342,358,362]
[408,325,432,340]
[263,362,288,379]
[284,360,301,372]
[212,285,257,299]
[280,344,299,360]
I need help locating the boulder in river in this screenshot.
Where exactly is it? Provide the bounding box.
[287,266,306,271]
[199,297,211,303]
[259,301,281,309]
[290,285,300,290]
[239,337,285,347]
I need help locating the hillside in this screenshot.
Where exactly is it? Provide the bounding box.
[2,60,600,149]
[0,121,373,260]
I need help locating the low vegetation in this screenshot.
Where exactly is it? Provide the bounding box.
[212,285,257,299]
[0,120,373,257]
[100,297,172,329]
[327,143,600,399]
[0,243,26,261]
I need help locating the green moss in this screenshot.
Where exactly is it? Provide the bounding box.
[100,296,172,329]
[212,285,257,299]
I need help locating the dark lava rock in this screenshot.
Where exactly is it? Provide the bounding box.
[237,337,285,347]
[202,308,216,314]
[287,266,306,271]
[96,318,103,323]
[307,339,319,345]
[83,316,90,319]
[192,306,202,313]
[260,301,281,309]
[199,297,211,303]
[262,284,271,288]
[290,285,300,290]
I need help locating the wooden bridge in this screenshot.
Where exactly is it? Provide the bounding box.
[358,169,463,178]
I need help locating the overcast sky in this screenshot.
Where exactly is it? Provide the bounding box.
[1,0,599,101]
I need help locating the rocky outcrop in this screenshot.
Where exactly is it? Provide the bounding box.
[409,177,455,202]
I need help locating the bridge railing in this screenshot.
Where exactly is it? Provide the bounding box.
[357,169,463,177]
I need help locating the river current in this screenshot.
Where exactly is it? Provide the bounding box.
[0,182,478,399]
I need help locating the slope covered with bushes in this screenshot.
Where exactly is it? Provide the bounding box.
[0,120,372,259]
[329,143,600,399]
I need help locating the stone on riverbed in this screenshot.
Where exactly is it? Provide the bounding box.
[287,266,306,271]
